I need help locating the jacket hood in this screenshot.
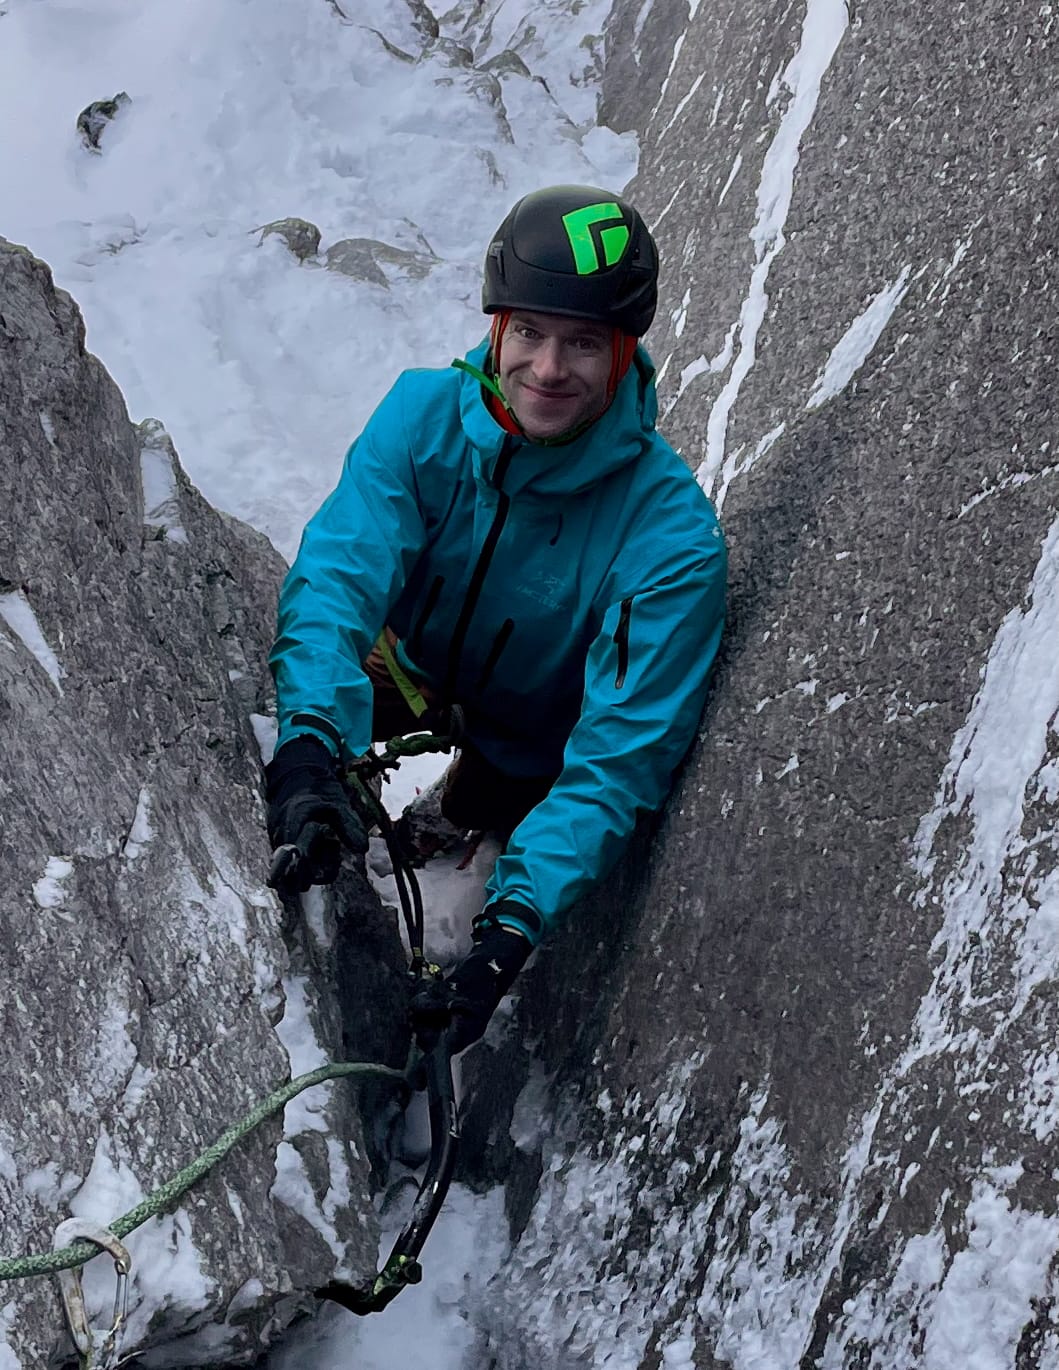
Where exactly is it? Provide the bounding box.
[456,337,659,498]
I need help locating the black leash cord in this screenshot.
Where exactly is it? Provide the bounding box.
[320,747,460,1315]
[346,759,429,971]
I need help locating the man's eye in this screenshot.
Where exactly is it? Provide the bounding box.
[575,337,603,350]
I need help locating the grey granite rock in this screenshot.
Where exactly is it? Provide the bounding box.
[76,92,130,152]
[0,241,404,1366]
[324,237,436,288]
[469,1,1059,1365]
[405,0,441,43]
[256,219,322,264]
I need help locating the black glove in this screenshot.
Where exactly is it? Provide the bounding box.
[265,735,368,896]
[409,908,533,1054]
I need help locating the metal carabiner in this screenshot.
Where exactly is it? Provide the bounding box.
[52,1219,132,1369]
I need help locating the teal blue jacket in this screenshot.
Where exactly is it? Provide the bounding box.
[270,339,726,944]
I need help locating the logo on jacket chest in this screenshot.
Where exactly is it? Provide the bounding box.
[514,570,567,612]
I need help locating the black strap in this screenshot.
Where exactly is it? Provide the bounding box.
[441,436,517,711]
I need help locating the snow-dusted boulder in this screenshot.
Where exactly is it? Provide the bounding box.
[325,237,436,287]
[0,241,402,1367]
[473,2,1059,1365]
[257,219,322,263]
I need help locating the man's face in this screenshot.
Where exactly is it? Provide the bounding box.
[497,310,614,441]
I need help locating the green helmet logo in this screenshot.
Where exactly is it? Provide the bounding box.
[561,202,631,275]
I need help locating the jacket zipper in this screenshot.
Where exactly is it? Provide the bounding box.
[614,597,633,690]
[476,618,515,692]
[442,437,517,707]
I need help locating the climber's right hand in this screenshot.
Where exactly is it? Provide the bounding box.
[264,736,368,896]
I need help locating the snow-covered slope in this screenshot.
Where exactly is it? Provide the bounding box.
[0,0,634,560]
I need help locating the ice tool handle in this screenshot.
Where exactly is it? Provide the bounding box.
[318,1029,460,1316]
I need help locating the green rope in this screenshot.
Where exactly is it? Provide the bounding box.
[383,732,455,759]
[0,1059,405,1282]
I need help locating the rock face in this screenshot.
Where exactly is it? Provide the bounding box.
[472,2,1059,1365]
[0,242,404,1367]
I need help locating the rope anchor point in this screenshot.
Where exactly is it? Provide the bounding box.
[51,1219,131,1369]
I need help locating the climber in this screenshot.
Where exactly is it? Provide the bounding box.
[264,183,727,1054]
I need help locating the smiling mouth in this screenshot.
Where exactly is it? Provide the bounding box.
[522,383,577,401]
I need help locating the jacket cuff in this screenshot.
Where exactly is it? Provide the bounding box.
[281,712,342,758]
[475,898,544,947]
[270,734,335,771]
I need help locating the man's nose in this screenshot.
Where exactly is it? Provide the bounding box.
[531,337,568,384]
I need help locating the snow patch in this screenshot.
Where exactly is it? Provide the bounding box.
[653,32,688,115]
[272,1142,346,1263]
[0,590,65,694]
[0,1141,18,1185]
[668,322,739,410]
[273,975,331,1139]
[632,0,656,47]
[510,1059,555,1153]
[913,515,1059,908]
[958,462,1059,518]
[492,1056,724,1366]
[717,150,743,205]
[924,1178,1059,1366]
[32,855,74,910]
[250,712,279,764]
[926,228,978,304]
[299,886,333,950]
[80,994,140,1113]
[694,0,850,504]
[140,428,189,543]
[693,1084,822,1365]
[368,826,501,971]
[672,286,691,338]
[799,517,1059,1358]
[69,1133,213,1349]
[806,266,913,409]
[38,409,58,448]
[660,70,706,137]
[0,1306,19,1370]
[122,787,154,860]
[271,975,356,1265]
[824,1173,1059,1367]
[268,1185,508,1370]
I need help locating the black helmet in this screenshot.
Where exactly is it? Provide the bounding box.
[482,184,658,336]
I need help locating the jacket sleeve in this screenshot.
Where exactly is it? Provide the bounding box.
[484,526,727,944]
[269,375,427,758]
